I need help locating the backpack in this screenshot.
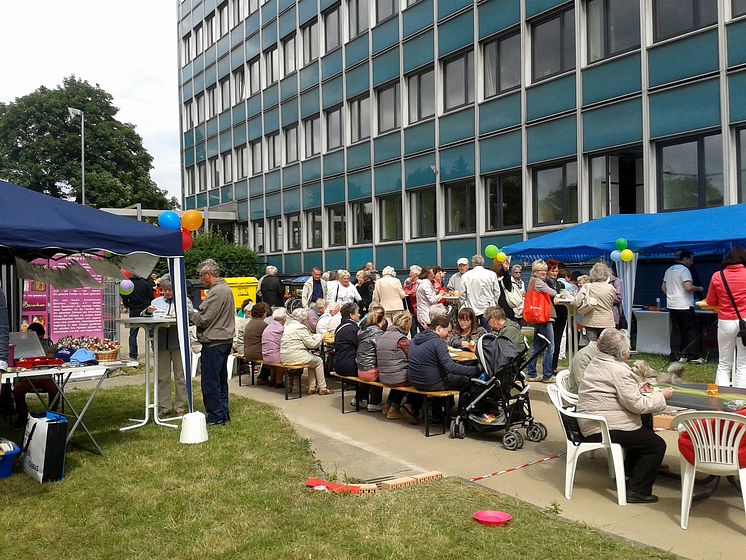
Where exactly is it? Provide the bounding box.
[523,278,551,324]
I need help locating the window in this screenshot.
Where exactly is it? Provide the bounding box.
[269,217,283,252]
[248,58,261,95]
[285,125,298,163]
[207,86,218,118]
[218,2,229,36]
[376,0,397,23]
[236,146,248,179]
[232,0,244,25]
[326,106,343,150]
[265,46,279,85]
[410,187,437,238]
[195,25,203,55]
[653,0,717,42]
[250,140,262,174]
[483,32,520,98]
[252,218,265,252]
[195,93,205,123]
[444,51,474,111]
[197,162,207,192]
[531,8,575,82]
[304,115,321,157]
[233,68,246,103]
[328,204,347,246]
[222,151,233,183]
[267,133,280,169]
[377,82,400,133]
[182,34,192,66]
[219,78,231,112]
[485,173,522,230]
[658,133,723,211]
[736,0,746,17]
[325,6,341,51]
[208,157,220,189]
[206,15,215,46]
[407,69,435,123]
[283,35,296,75]
[249,0,259,14]
[287,213,302,250]
[589,149,644,219]
[587,0,640,63]
[306,208,323,248]
[444,180,476,234]
[186,167,196,196]
[739,128,746,202]
[350,95,370,142]
[302,21,319,65]
[352,201,373,243]
[533,161,578,225]
[183,100,194,129]
[379,195,402,241]
[349,0,369,38]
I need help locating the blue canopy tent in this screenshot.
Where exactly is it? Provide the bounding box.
[0,180,194,410]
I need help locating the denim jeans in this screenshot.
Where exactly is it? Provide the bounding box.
[201,343,232,424]
[128,327,140,358]
[527,321,555,379]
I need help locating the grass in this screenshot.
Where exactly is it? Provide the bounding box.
[0,387,681,560]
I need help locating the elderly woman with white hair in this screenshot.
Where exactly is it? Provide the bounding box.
[372,265,407,323]
[316,301,342,334]
[280,308,332,395]
[262,307,288,388]
[574,262,618,341]
[258,265,285,309]
[577,328,673,503]
[326,269,362,305]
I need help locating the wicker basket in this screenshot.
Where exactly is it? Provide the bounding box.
[94,347,120,362]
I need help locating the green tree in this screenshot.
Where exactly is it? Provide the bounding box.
[154,232,262,279]
[0,75,172,209]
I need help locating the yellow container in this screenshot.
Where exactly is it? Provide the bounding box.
[224,277,259,310]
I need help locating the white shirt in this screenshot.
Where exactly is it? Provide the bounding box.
[447,271,466,294]
[316,312,341,334]
[328,282,361,304]
[664,264,694,310]
[460,266,501,315]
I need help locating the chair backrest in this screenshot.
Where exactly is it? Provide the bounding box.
[547,385,585,446]
[555,369,578,405]
[671,411,746,469]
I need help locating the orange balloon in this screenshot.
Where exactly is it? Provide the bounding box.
[181,210,203,232]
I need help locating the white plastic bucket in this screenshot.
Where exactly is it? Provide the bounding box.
[179,411,208,444]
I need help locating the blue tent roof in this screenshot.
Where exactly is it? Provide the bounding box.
[503,204,746,262]
[0,180,182,261]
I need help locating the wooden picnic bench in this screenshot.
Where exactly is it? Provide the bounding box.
[268,362,316,400]
[330,372,460,437]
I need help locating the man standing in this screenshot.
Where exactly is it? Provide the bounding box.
[189,259,236,426]
[122,274,153,360]
[302,267,327,308]
[460,255,501,329]
[662,250,705,364]
[259,265,285,309]
[447,258,469,294]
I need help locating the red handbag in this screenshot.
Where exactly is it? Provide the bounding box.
[523,278,551,324]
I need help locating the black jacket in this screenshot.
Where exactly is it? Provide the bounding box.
[333,318,360,376]
[123,277,154,317]
[408,330,478,391]
[260,275,285,308]
[497,273,516,320]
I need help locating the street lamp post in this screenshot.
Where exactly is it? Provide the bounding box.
[68,107,85,206]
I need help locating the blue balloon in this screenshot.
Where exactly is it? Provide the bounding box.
[158,211,181,231]
[610,250,622,262]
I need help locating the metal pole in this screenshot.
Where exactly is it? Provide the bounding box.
[81,112,86,206]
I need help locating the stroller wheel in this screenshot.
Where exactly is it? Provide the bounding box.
[526,423,545,442]
[502,429,524,451]
[449,419,457,439]
[456,418,466,439]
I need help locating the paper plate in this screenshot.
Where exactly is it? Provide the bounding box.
[473,510,512,526]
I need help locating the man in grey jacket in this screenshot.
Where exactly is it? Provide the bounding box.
[189,259,235,426]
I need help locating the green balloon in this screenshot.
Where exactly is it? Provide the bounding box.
[484,245,499,259]
[615,238,628,251]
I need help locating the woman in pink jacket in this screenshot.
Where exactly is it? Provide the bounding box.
[262,307,287,387]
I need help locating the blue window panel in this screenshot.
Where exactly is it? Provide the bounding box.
[205,44,217,67]
[184,147,195,167]
[322,76,343,109]
[217,35,230,59]
[232,102,247,125]
[439,142,475,181]
[264,107,280,133]
[440,107,474,146]
[196,142,206,162]
[281,75,298,100]
[194,55,205,76]
[279,0,296,14]
[209,188,221,207]
[246,32,261,59]
[374,162,402,194]
[525,0,570,18]
[440,238,476,262]
[730,71,746,123]
[262,0,277,24]
[303,251,323,271]
[438,0,471,20]
[195,124,206,144]
[265,170,282,192]
[233,123,247,147]
[404,120,436,155]
[264,83,279,107]
[479,0,520,40]
[375,244,403,270]
[728,19,746,67]
[219,111,232,132]
[303,156,322,181]
[298,0,316,24]
[219,132,232,153]
[246,12,261,37]
[438,10,473,58]
[479,92,521,134]
[283,187,301,212]
[284,253,302,273]
[373,47,400,87]
[283,163,301,187]
[205,64,218,87]
[582,53,641,106]
[526,115,577,164]
[583,98,642,152]
[279,8,296,38]
[649,79,720,139]
[349,247,374,270]
[231,25,245,50]
[186,196,196,210]
[346,33,370,67]
[300,62,319,91]
[207,117,219,138]
[235,179,248,200]
[348,170,373,200]
[248,93,262,116]
[405,152,436,188]
[300,87,320,118]
[207,136,219,158]
[231,45,245,71]
[374,131,402,163]
[324,176,346,204]
[303,182,322,208]
[250,176,264,196]
[648,30,718,88]
[281,98,299,126]
[481,232,523,248]
[479,130,522,174]
[347,141,371,170]
[248,116,263,140]
[184,130,194,148]
[182,62,193,84]
[346,62,370,98]
[526,74,576,122]
[193,71,205,93]
[406,241,437,268]
[403,0,433,38]
[182,80,193,102]
[324,149,345,177]
[250,196,264,219]
[373,16,399,55]
[267,254,282,268]
[238,200,249,222]
[221,185,234,204]
[262,21,278,50]
[265,192,282,216]
[320,0,338,13]
[325,249,347,271]
[197,193,208,208]
[322,49,343,80]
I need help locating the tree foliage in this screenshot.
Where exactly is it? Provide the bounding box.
[153,232,262,279]
[0,76,172,209]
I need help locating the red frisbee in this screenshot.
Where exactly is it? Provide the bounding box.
[473,510,512,526]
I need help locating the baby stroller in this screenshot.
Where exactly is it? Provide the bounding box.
[449,332,550,450]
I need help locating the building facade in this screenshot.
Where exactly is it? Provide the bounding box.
[178,0,746,274]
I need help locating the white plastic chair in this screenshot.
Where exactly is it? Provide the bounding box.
[555,369,578,405]
[670,411,746,529]
[547,385,627,506]
[226,353,237,381]
[190,350,200,379]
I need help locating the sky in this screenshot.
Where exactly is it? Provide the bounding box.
[0,1,182,201]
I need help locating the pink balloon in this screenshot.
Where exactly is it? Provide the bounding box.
[181,230,193,251]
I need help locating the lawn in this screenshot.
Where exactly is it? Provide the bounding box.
[0,387,680,560]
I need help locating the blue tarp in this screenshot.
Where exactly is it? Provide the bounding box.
[503,204,746,262]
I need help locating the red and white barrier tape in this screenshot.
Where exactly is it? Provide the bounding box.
[469,453,564,482]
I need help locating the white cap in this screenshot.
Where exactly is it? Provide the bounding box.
[457,258,469,266]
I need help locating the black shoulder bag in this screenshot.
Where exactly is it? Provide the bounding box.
[719,270,746,346]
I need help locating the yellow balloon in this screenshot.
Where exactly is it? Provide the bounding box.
[620,249,634,262]
[496,252,507,262]
[181,210,203,232]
